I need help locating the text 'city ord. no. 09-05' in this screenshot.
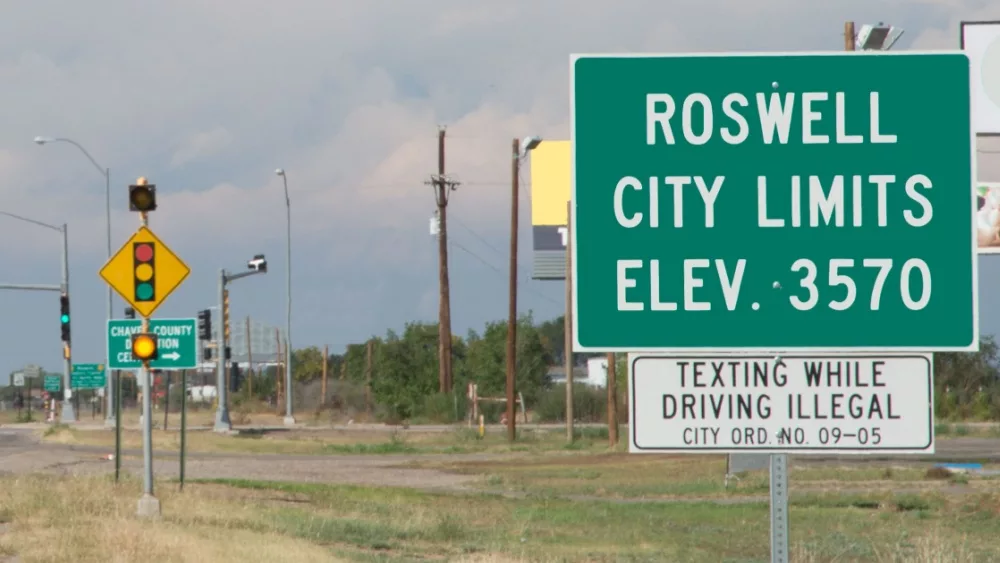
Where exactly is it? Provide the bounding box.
[570,51,977,352]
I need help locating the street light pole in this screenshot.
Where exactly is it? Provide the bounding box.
[505,136,543,442]
[34,136,114,426]
[275,168,295,425]
[0,210,74,421]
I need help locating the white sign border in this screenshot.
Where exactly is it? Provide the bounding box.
[568,50,980,354]
[626,352,935,455]
[961,20,1000,136]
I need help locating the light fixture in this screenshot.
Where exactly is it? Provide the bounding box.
[856,23,904,51]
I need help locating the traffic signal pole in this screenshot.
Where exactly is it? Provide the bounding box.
[60,223,75,423]
[0,211,75,422]
[213,268,232,432]
[213,266,266,433]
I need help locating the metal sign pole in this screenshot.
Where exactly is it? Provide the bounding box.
[769,453,789,563]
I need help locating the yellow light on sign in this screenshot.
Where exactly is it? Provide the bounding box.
[131,333,158,361]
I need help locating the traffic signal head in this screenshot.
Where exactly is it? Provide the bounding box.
[131,333,158,361]
[124,307,136,319]
[197,309,212,340]
[133,242,156,303]
[59,294,70,342]
[129,179,157,212]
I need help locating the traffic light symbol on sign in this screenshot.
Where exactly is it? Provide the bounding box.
[60,294,70,342]
[133,242,156,303]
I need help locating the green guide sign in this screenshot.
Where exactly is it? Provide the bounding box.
[107,318,198,370]
[570,52,977,352]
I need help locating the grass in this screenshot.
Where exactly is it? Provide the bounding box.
[401,454,1000,500]
[38,425,622,456]
[1,473,998,562]
[933,422,1000,438]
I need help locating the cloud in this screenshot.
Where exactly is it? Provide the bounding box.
[2,0,1000,382]
[169,127,234,167]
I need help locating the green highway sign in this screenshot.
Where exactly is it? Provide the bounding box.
[570,52,977,352]
[43,375,61,392]
[107,318,198,370]
[71,364,107,389]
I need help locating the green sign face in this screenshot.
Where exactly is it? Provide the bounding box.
[43,375,61,392]
[107,318,198,370]
[71,364,107,389]
[570,52,977,352]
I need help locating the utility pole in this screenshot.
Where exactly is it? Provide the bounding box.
[246,316,253,399]
[365,340,373,416]
[565,201,574,443]
[274,329,283,415]
[426,127,459,393]
[321,345,328,405]
[506,137,520,442]
[845,21,856,51]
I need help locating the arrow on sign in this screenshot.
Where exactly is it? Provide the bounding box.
[162,352,181,361]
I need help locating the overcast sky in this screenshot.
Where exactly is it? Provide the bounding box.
[1,0,999,382]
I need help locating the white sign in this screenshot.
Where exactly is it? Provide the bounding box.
[628,353,933,454]
[12,373,24,387]
[962,21,1000,135]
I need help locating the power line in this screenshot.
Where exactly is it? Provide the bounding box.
[449,237,561,307]
[450,216,505,258]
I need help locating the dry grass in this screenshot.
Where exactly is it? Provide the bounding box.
[0,474,340,563]
[38,425,618,456]
[1,471,999,562]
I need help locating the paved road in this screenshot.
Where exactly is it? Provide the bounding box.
[3,427,1000,494]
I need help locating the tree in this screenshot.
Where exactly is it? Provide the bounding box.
[463,313,552,403]
[370,323,439,420]
[291,346,326,382]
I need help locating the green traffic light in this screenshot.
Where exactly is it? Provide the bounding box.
[61,314,69,323]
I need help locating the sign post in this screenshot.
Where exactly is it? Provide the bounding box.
[98,177,189,519]
[573,50,975,563]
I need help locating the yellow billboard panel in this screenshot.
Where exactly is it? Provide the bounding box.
[530,140,570,280]
[530,140,570,226]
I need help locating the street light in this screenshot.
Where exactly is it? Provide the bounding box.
[34,135,115,427]
[505,135,543,442]
[274,168,295,426]
[855,23,904,50]
[0,210,74,422]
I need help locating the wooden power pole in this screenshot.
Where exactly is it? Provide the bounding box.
[321,345,328,405]
[246,317,253,399]
[365,340,373,416]
[426,127,459,394]
[845,21,856,51]
[565,201,574,443]
[506,137,520,442]
[607,352,618,446]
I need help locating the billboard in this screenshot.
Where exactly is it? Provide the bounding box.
[961,21,1000,135]
[977,182,1000,254]
[530,140,570,279]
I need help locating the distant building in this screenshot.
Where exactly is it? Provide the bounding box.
[547,357,608,388]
